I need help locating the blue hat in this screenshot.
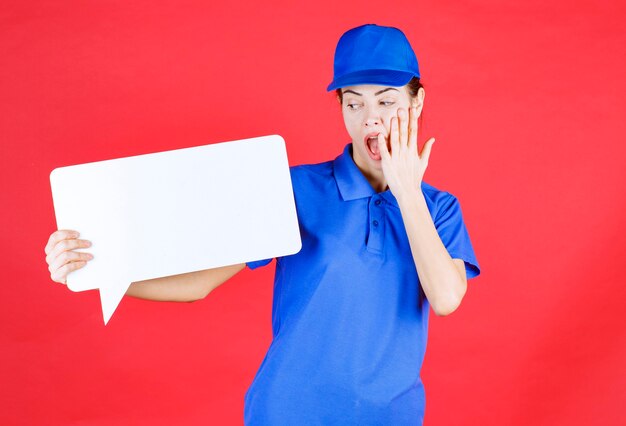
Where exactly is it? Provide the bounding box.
[327,24,420,92]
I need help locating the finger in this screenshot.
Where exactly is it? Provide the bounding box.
[408,106,418,152]
[46,238,90,265]
[378,133,391,162]
[51,261,87,284]
[46,238,92,265]
[49,250,94,273]
[420,137,436,163]
[390,116,400,154]
[398,108,409,150]
[45,229,79,255]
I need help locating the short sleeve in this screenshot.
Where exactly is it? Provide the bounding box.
[246,258,274,270]
[434,194,481,279]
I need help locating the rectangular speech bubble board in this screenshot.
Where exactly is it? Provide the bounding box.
[50,135,301,324]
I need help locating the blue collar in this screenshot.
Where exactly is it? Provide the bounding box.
[332,143,399,207]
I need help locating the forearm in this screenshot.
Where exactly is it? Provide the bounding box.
[397,192,466,316]
[125,263,246,302]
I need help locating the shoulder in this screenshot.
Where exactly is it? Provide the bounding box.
[421,180,456,203]
[288,160,335,187]
[286,160,340,209]
[289,160,334,177]
[420,181,461,219]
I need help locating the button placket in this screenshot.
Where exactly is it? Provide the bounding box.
[367,196,386,254]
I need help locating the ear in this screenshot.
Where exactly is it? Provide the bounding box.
[412,87,425,117]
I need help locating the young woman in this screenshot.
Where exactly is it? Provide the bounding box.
[45,24,480,425]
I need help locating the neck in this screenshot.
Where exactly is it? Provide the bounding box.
[351,149,388,193]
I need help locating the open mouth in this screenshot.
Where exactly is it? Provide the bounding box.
[364,133,383,161]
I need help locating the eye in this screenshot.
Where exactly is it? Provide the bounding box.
[380,101,395,106]
[346,103,361,110]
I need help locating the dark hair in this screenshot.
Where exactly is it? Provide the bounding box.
[335,77,424,104]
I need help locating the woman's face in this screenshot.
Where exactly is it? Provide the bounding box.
[340,84,422,176]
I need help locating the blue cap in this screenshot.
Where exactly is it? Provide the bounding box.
[327,24,420,92]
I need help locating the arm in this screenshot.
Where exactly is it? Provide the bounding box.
[125,263,246,302]
[45,229,246,303]
[396,193,467,316]
[378,106,467,316]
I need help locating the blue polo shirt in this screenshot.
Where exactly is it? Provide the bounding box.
[243,143,480,425]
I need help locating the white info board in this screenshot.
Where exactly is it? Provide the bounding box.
[50,134,301,325]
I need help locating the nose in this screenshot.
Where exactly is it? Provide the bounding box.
[364,108,382,128]
[364,118,381,128]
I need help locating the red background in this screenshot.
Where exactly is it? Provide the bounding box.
[2,1,625,425]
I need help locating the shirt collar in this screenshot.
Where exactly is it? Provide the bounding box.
[332,143,399,207]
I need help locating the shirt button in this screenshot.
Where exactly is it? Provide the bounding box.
[373,220,379,227]
[375,199,381,206]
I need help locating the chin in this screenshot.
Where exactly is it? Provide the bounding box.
[370,159,383,169]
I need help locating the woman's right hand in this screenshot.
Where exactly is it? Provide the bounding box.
[45,230,94,284]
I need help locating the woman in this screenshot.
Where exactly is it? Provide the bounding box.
[45,24,480,425]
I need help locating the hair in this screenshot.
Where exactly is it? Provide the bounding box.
[335,77,424,104]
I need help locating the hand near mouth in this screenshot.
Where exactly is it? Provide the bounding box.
[378,106,435,201]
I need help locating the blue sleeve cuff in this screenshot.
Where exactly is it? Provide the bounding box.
[246,258,273,270]
[450,252,481,279]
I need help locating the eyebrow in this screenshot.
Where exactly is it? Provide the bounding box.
[342,88,399,96]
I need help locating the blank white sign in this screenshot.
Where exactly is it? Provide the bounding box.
[50,135,301,324]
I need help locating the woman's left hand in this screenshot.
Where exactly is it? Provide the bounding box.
[378,106,435,200]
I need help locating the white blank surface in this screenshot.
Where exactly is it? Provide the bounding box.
[50,135,301,324]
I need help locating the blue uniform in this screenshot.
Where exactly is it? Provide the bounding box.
[244,143,480,425]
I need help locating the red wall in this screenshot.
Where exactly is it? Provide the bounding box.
[2,1,625,424]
